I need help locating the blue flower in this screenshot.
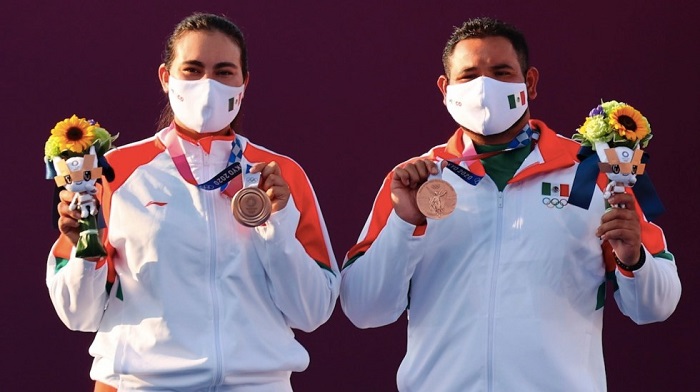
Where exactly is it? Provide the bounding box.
[589,105,605,117]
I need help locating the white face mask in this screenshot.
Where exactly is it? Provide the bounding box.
[445,76,528,136]
[167,76,245,133]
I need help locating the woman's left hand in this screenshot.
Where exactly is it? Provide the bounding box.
[250,161,290,212]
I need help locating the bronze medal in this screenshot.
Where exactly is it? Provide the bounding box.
[231,187,272,227]
[416,179,457,219]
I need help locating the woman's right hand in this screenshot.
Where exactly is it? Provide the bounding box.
[57,190,81,246]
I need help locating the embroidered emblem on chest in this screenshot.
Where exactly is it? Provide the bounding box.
[541,182,570,209]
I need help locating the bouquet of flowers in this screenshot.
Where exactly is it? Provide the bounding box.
[574,100,652,150]
[44,115,117,258]
[573,100,652,202]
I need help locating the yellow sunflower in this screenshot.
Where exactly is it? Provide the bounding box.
[50,114,96,154]
[608,105,650,142]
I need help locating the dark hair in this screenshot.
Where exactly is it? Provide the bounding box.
[157,12,249,131]
[441,17,529,79]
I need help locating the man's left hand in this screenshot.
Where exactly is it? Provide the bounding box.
[596,192,642,266]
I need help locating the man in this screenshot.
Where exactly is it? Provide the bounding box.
[339,17,681,391]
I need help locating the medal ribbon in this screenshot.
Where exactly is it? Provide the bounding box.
[440,125,538,186]
[163,125,244,198]
[241,170,262,188]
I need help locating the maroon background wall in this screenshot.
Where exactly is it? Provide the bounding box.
[2,1,698,390]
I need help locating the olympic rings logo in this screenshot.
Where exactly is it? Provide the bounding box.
[542,197,568,209]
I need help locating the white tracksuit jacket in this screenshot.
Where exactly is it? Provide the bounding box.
[47,127,340,391]
[340,120,681,392]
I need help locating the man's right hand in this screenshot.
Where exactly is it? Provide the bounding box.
[390,159,438,226]
[57,190,81,246]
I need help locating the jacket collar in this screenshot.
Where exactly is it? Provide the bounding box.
[440,119,578,183]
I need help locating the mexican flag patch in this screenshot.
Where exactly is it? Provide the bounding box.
[508,90,527,109]
[542,182,570,197]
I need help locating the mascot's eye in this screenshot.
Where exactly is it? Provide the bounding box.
[611,164,620,174]
[631,165,637,175]
[64,175,73,184]
[83,171,92,181]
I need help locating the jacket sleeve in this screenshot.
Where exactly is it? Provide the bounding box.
[46,236,109,332]
[611,200,681,324]
[251,167,339,332]
[614,248,681,324]
[339,172,427,328]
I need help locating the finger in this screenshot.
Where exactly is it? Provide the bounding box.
[256,162,282,189]
[596,218,641,239]
[58,200,81,220]
[392,168,411,187]
[422,159,439,175]
[58,215,80,245]
[598,228,639,245]
[403,165,424,188]
[262,173,288,191]
[413,159,437,176]
[608,193,636,210]
[59,190,75,203]
[419,159,440,175]
[58,216,80,231]
[266,184,290,200]
[418,159,439,177]
[414,160,431,180]
[248,162,268,174]
[261,161,281,178]
[597,216,639,234]
[600,207,639,225]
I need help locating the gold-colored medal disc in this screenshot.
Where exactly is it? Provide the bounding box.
[416,179,457,219]
[231,187,272,227]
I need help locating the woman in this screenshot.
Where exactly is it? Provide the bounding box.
[47,12,339,392]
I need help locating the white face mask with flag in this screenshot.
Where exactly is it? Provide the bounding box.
[445,76,528,136]
[168,76,245,133]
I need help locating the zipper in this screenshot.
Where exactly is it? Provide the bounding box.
[201,151,224,388]
[486,190,504,392]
